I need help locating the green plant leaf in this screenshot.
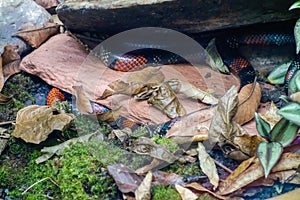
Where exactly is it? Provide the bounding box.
[289,70,300,92]
[257,142,283,178]
[277,102,300,126]
[267,61,291,84]
[294,18,300,54]
[270,118,299,147]
[255,112,271,140]
[289,1,300,10]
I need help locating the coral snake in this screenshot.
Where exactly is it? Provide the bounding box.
[48,30,300,133]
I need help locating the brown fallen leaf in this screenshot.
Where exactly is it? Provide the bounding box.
[217,153,300,196]
[3,60,21,82]
[97,107,122,124]
[0,56,4,92]
[197,142,219,190]
[290,92,300,104]
[126,66,165,84]
[233,82,261,125]
[2,45,20,66]
[135,171,153,200]
[12,105,75,144]
[72,85,93,114]
[152,170,184,186]
[175,184,198,200]
[267,188,300,200]
[14,22,60,48]
[167,79,219,105]
[107,164,144,193]
[186,182,226,200]
[259,101,281,129]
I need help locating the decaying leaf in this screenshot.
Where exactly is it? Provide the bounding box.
[131,137,178,164]
[152,170,184,186]
[259,102,281,129]
[2,60,21,82]
[135,171,153,200]
[197,142,219,190]
[12,105,75,144]
[208,86,264,161]
[126,66,165,84]
[14,22,60,48]
[186,182,226,200]
[167,79,218,104]
[72,85,93,114]
[233,83,261,125]
[36,131,104,163]
[0,56,3,92]
[146,82,185,118]
[97,107,122,124]
[268,188,300,200]
[175,184,198,200]
[2,45,20,66]
[0,93,13,104]
[0,127,10,156]
[290,92,300,104]
[107,164,144,193]
[217,153,300,195]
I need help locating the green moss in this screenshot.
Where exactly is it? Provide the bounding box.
[151,135,179,153]
[152,185,181,200]
[74,115,111,136]
[164,162,203,177]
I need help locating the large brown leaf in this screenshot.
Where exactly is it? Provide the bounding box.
[72,85,93,114]
[2,60,21,82]
[12,105,75,144]
[2,45,20,66]
[0,56,3,92]
[14,22,60,48]
[217,153,300,195]
[233,83,261,125]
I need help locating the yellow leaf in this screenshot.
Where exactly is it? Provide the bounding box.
[175,184,198,200]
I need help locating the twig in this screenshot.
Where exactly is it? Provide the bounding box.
[213,159,233,174]
[22,177,59,195]
[0,121,15,126]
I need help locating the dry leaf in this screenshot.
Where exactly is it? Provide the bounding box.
[167,79,218,104]
[12,105,75,144]
[260,102,281,129]
[126,66,165,84]
[97,107,122,124]
[147,83,185,118]
[268,188,300,200]
[135,171,153,200]
[107,164,144,193]
[135,158,164,175]
[186,182,226,200]
[175,184,198,200]
[217,153,300,195]
[2,60,21,81]
[152,170,184,186]
[290,92,300,104]
[14,22,60,48]
[0,56,4,92]
[233,83,261,125]
[72,85,93,114]
[197,142,219,190]
[36,131,104,163]
[2,45,20,66]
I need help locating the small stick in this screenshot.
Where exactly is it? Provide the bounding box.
[0,121,15,126]
[213,159,233,174]
[22,177,59,195]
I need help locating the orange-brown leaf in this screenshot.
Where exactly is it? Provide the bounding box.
[2,60,21,81]
[233,83,261,125]
[14,22,60,48]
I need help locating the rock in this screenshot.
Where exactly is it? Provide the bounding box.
[0,0,52,55]
[56,0,300,35]
[20,33,239,125]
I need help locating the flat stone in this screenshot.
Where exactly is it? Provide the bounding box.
[56,0,300,35]
[20,33,239,125]
[0,0,52,55]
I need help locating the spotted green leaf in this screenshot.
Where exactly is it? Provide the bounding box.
[254,112,271,140]
[289,1,300,10]
[294,19,300,54]
[289,70,300,92]
[277,102,300,126]
[270,118,299,147]
[257,142,283,178]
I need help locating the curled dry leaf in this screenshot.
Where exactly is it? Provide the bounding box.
[2,60,21,82]
[0,56,4,91]
[2,45,20,66]
[134,171,153,200]
[0,93,13,105]
[72,85,93,114]
[97,107,122,124]
[197,142,219,190]
[233,83,261,125]
[175,184,198,200]
[12,105,75,144]
[167,79,218,104]
[14,22,60,48]
[217,153,300,196]
[208,86,263,161]
[186,182,226,200]
[126,66,165,84]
